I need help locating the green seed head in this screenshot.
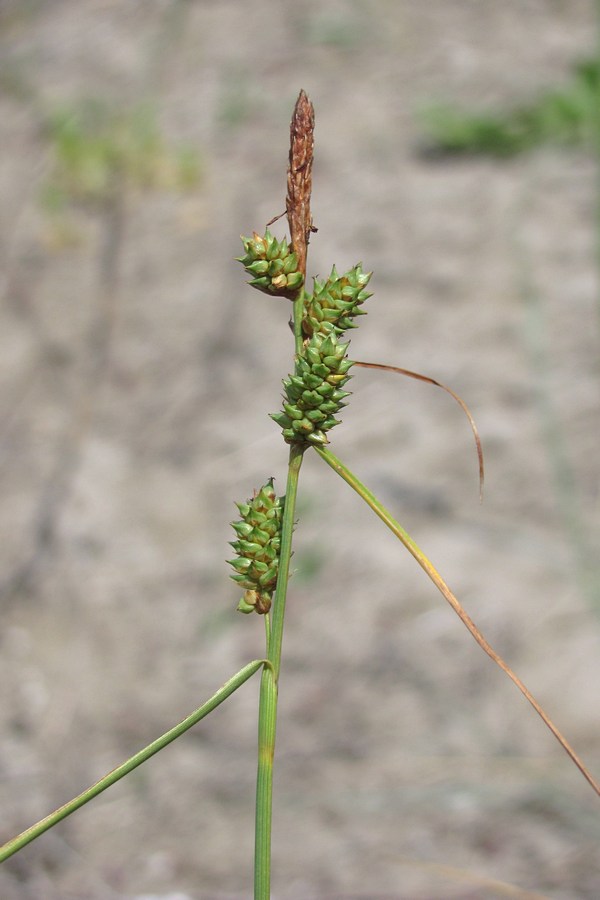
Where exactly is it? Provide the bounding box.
[228,479,284,615]
[302,263,372,337]
[237,229,304,298]
[237,589,272,615]
[271,333,354,446]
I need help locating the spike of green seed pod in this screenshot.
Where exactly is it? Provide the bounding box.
[302,374,323,391]
[315,382,334,397]
[237,591,258,614]
[271,411,294,430]
[228,480,284,616]
[270,274,288,291]
[227,557,252,573]
[237,599,256,614]
[249,276,271,291]
[311,363,331,379]
[285,271,304,291]
[271,333,354,446]
[254,592,272,614]
[258,567,279,588]
[245,259,270,276]
[302,263,373,337]
[230,574,255,589]
[282,253,299,274]
[237,229,304,298]
[319,399,345,414]
[235,540,263,556]
[299,390,322,407]
[305,345,322,366]
[291,418,313,434]
[231,521,253,537]
[268,258,285,276]
[283,402,304,420]
[265,237,282,261]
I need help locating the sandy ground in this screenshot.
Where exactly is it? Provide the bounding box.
[0,2,599,898]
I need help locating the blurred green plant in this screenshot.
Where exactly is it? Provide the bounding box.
[41,99,201,214]
[420,53,600,617]
[305,13,362,49]
[420,58,600,156]
[217,67,258,129]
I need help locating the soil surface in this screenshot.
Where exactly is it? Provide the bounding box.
[0,2,599,898]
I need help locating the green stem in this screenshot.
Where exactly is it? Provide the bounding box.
[268,442,304,674]
[596,0,600,324]
[0,659,267,864]
[254,441,304,899]
[254,280,306,897]
[254,665,277,899]
[293,291,305,357]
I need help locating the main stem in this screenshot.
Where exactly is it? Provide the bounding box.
[254,442,304,899]
[596,0,600,325]
[254,280,306,900]
[254,89,314,899]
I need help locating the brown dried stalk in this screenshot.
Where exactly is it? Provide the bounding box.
[286,89,315,280]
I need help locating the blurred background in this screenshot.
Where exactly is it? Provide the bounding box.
[0,2,599,898]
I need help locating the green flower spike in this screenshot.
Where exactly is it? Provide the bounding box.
[228,480,284,615]
[302,263,372,337]
[271,332,354,446]
[237,229,304,297]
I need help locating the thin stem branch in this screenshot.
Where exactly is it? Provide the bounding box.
[314,444,600,798]
[0,659,268,863]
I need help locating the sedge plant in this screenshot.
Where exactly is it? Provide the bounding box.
[1,90,598,899]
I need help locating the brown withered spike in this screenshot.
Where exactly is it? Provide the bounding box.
[286,90,315,281]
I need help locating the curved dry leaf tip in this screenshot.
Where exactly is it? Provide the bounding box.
[354,360,484,500]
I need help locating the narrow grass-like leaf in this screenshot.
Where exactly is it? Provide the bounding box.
[314,444,600,798]
[0,659,268,863]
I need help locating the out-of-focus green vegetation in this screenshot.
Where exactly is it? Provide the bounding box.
[421,58,600,156]
[421,54,600,617]
[41,99,201,211]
